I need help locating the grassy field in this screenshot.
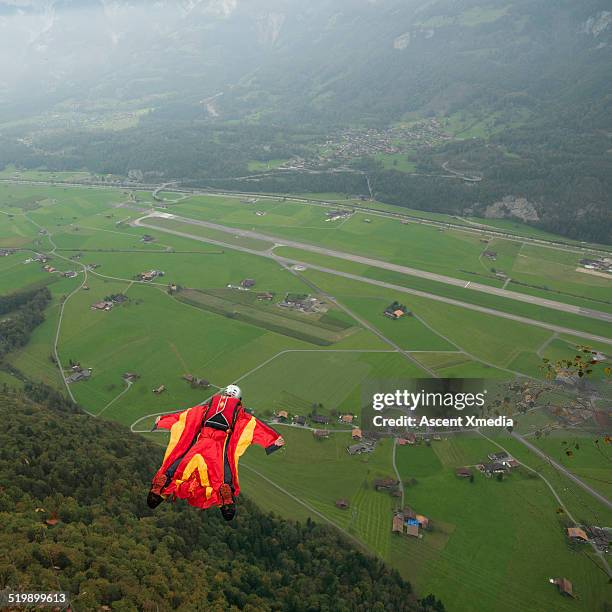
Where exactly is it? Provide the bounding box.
[373,152,417,172]
[247,159,289,172]
[2,177,610,612]
[242,427,399,558]
[298,268,589,378]
[391,435,609,612]
[272,249,612,338]
[163,193,612,314]
[530,433,612,502]
[178,287,357,346]
[238,350,425,419]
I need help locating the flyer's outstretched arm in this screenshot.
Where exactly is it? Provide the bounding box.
[237,411,284,454]
[152,410,187,431]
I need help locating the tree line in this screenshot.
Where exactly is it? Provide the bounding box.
[0,287,51,357]
[0,387,444,611]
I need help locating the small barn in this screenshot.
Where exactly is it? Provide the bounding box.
[566,527,589,542]
[550,578,574,598]
[392,514,405,534]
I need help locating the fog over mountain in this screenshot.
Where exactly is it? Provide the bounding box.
[1,0,611,241]
[3,0,610,121]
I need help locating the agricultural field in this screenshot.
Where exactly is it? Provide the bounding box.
[164,193,611,314]
[177,287,357,346]
[1,176,610,612]
[247,159,290,172]
[392,435,610,612]
[373,152,417,172]
[530,433,612,502]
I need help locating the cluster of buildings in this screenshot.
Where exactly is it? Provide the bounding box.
[66,364,92,384]
[182,374,210,388]
[316,120,450,165]
[279,293,327,314]
[273,411,363,446]
[566,525,610,553]
[0,248,15,257]
[453,451,519,481]
[474,451,519,478]
[579,257,612,274]
[91,294,128,312]
[347,439,374,455]
[261,120,448,175]
[392,506,430,538]
[30,254,49,264]
[375,477,401,497]
[227,278,256,290]
[136,269,164,282]
[325,209,353,222]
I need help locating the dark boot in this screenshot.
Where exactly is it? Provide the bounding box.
[219,483,236,521]
[147,490,164,509]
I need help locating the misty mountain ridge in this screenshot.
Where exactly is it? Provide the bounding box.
[2,0,610,124]
[1,1,611,242]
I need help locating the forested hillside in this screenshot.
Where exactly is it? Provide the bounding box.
[0,388,437,611]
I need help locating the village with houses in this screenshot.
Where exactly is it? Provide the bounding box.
[272,119,451,174]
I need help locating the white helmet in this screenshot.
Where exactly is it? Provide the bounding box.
[224,384,242,399]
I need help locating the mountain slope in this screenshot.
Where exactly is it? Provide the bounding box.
[0,387,429,610]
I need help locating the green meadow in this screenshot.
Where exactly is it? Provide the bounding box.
[164,193,611,313]
[1,177,610,612]
[391,435,608,612]
[272,249,612,337]
[530,433,612,502]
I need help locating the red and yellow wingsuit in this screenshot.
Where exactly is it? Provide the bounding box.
[150,394,281,509]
